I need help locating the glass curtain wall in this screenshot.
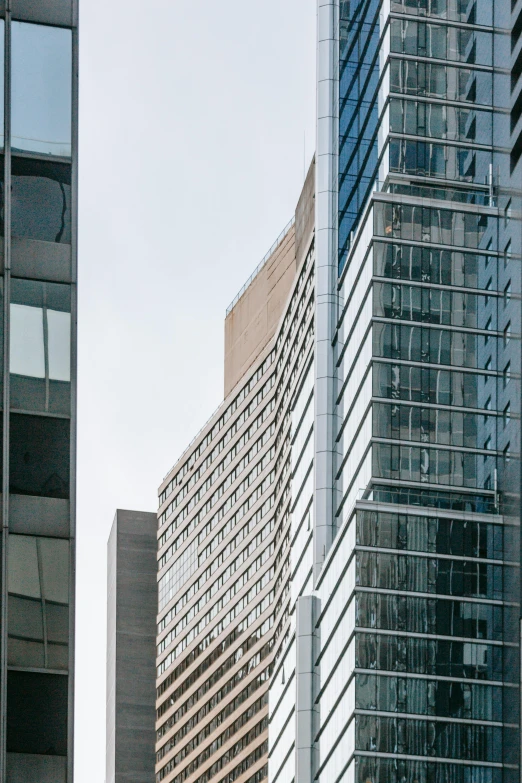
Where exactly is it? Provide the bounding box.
[0,7,77,783]
[326,0,520,781]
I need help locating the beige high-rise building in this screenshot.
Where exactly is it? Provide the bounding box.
[154,161,315,783]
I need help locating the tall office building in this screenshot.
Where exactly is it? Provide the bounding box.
[0,2,79,782]
[154,163,315,783]
[268,1,520,782]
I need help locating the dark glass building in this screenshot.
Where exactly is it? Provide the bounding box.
[0,2,78,782]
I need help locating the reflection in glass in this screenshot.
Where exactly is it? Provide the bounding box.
[11,22,72,157]
[11,157,71,243]
[10,414,70,499]
[10,304,45,378]
[8,534,69,669]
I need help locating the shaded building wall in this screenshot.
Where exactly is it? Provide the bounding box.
[106,510,157,783]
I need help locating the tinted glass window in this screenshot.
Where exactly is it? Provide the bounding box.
[10,414,70,499]
[7,671,68,755]
[11,157,71,243]
[10,279,71,413]
[8,535,69,670]
[11,22,72,157]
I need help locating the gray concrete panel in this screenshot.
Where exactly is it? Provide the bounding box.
[106,510,157,783]
[11,238,72,283]
[9,494,69,537]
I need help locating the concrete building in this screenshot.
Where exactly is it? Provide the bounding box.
[106,510,157,783]
[0,3,79,782]
[154,161,315,783]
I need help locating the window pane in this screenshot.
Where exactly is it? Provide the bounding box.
[47,309,71,382]
[11,157,71,243]
[10,414,70,499]
[10,303,44,378]
[11,22,72,157]
[39,538,68,604]
[8,535,40,598]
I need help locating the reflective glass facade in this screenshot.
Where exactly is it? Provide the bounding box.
[269,0,520,782]
[0,3,78,783]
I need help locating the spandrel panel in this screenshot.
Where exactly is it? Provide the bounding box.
[10,414,70,499]
[11,21,72,157]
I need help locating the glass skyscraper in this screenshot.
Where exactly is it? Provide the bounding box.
[267,0,520,781]
[0,3,78,782]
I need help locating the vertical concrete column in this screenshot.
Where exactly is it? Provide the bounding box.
[314,0,339,584]
[295,595,320,783]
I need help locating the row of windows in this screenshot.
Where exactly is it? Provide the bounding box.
[159,382,275,536]
[159,425,273,543]
[356,592,508,641]
[158,513,273,636]
[390,99,493,145]
[373,242,502,290]
[158,587,274,676]
[157,662,269,756]
[160,352,275,508]
[158,719,268,783]
[275,249,314,356]
[390,0,481,24]
[355,632,503,681]
[355,756,501,783]
[157,687,268,774]
[390,138,490,183]
[390,58,493,106]
[357,551,503,600]
[157,462,275,598]
[356,510,503,560]
[197,474,275,568]
[374,322,500,370]
[275,295,314,398]
[156,631,272,724]
[373,443,498,489]
[374,281,491,329]
[376,200,493,250]
[357,714,503,761]
[356,672,503,720]
[390,19,492,65]
[373,362,494,409]
[158,447,274,604]
[373,402,500,449]
[214,740,268,783]
[275,322,315,426]
[158,546,273,658]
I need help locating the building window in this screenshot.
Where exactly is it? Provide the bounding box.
[485,277,492,305]
[503,403,511,428]
[485,357,492,372]
[9,414,70,499]
[504,442,511,463]
[8,534,69,670]
[503,321,511,347]
[483,437,491,461]
[11,22,72,157]
[11,157,72,243]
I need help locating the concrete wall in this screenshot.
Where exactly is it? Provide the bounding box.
[106,510,157,783]
[224,227,297,396]
[224,159,315,398]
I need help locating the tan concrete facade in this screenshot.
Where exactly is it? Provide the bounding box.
[155,166,315,783]
[224,227,297,398]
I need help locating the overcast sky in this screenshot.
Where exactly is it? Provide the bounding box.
[76,1,317,779]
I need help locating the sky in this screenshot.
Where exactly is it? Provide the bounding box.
[76,1,317,780]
